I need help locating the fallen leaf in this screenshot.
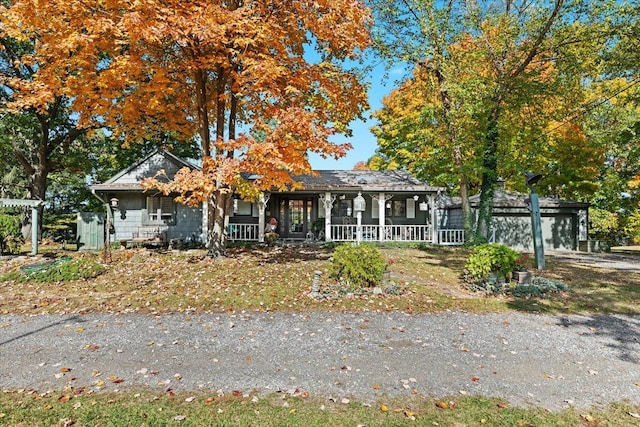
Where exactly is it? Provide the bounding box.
[184,396,195,403]
[60,367,72,373]
[174,415,186,422]
[94,380,105,386]
[471,376,480,383]
[629,412,640,419]
[435,401,449,409]
[372,383,380,390]
[581,414,596,422]
[289,409,296,415]
[232,390,243,397]
[58,395,72,403]
[44,404,53,410]
[380,404,389,412]
[76,328,85,333]
[205,397,215,405]
[61,418,75,427]
[109,376,124,384]
[497,402,508,408]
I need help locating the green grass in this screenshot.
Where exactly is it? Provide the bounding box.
[1,391,638,427]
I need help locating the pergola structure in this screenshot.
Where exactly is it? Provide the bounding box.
[0,198,44,255]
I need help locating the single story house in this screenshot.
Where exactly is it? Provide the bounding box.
[82,150,589,252]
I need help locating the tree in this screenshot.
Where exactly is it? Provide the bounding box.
[2,0,371,256]
[369,0,622,241]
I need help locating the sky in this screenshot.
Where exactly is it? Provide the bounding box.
[308,62,404,171]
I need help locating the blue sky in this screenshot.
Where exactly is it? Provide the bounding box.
[308,62,403,170]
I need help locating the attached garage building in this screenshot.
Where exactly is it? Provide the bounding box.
[443,190,589,252]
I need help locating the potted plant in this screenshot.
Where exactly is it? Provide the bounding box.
[312,217,325,239]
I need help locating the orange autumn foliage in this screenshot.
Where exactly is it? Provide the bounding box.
[2,0,371,252]
[1,0,370,191]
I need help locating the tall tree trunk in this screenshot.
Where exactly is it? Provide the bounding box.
[475,106,501,241]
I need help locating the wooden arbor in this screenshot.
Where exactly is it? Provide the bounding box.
[0,198,44,255]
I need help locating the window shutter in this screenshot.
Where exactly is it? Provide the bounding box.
[406,198,416,219]
[252,203,258,217]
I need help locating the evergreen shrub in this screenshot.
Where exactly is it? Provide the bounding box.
[330,243,387,288]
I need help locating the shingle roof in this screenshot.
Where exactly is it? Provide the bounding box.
[446,190,590,209]
[292,170,443,193]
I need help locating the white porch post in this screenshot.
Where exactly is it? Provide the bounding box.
[258,195,266,243]
[378,192,386,241]
[321,192,334,242]
[430,194,438,243]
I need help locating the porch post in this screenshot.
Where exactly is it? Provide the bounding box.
[378,192,386,242]
[257,193,270,243]
[321,192,334,242]
[430,195,438,243]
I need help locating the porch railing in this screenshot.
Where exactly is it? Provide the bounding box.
[437,229,466,245]
[330,224,434,243]
[436,228,496,245]
[227,223,260,241]
[227,222,475,245]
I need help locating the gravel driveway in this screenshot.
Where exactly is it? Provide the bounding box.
[1,311,639,411]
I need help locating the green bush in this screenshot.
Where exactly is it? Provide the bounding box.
[5,257,106,283]
[464,243,521,282]
[0,213,24,255]
[330,243,387,288]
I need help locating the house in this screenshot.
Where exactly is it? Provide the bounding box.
[88,150,204,246]
[441,190,590,252]
[83,150,589,252]
[85,150,448,247]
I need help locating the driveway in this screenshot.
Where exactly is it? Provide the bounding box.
[546,251,640,272]
[1,312,639,411]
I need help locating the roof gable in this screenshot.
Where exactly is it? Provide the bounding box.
[91,150,198,191]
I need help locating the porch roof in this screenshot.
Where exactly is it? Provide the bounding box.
[291,170,444,193]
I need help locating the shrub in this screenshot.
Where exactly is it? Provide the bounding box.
[464,243,521,282]
[330,243,387,288]
[0,213,24,255]
[11,257,106,282]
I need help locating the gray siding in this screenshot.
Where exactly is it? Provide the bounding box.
[116,152,186,184]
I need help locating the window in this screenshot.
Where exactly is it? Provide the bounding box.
[236,200,253,216]
[332,199,353,217]
[146,196,175,225]
[386,200,406,217]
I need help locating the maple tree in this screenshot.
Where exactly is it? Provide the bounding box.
[1,0,371,256]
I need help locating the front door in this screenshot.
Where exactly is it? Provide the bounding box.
[280,198,313,239]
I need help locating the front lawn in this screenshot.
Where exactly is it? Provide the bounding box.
[1,244,638,316]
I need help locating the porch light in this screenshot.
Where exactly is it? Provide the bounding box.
[413,195,419,201]
[354,192,366,212]
[110,197,119,208]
